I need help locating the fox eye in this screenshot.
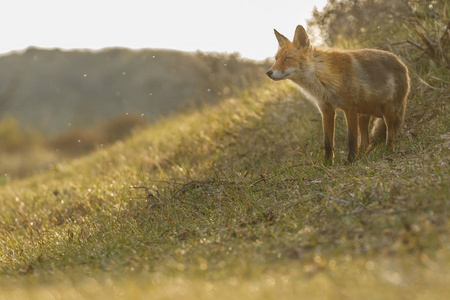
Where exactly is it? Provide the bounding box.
[284,57,292,62]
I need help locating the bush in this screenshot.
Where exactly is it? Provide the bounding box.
[308,0,449,61]
[0,116,44,153]
[48,128,97,156]
[100,114,146,144]
[49,114,147,156]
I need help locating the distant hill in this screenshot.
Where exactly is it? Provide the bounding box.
[0,47,269,135]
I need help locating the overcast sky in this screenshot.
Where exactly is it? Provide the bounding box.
[2,0,327,60]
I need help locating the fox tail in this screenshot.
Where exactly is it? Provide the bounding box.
[369,103,405,150]
[369,118,387,147]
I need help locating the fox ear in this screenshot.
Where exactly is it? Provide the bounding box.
[274,29,290,47]
[293,25,311,49]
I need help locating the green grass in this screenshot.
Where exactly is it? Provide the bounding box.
[0,78,449,299]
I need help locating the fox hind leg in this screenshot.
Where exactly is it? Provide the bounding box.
[383,113,397,151]
[358,114,371,155]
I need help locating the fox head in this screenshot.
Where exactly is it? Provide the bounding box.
[266,25,313,81]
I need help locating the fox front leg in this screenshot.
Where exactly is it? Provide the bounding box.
[344,107,358,162]
[321,106,336,165]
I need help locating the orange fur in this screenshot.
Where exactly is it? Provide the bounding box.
[267,25,409,164]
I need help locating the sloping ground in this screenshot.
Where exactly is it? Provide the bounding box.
[0,48,267,135]
[0,81,449,299]
[0,48,269,179]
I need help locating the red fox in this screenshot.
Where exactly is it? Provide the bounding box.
[267,25,409,164]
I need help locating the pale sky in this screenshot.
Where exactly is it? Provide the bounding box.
[1,0,327,60]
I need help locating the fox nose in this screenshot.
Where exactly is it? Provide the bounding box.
[266,70,273,77]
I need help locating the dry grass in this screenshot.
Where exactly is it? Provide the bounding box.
[0,4,449,296]
[0,74,449,298]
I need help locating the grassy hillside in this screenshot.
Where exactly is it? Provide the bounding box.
[0,48,269,179]
[0,1,449,297]
[0,72,449,298]
[0,47,268,135]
